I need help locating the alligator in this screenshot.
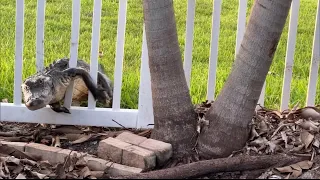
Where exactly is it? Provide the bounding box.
[21,58,113,114]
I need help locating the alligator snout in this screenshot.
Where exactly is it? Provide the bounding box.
[25,98,46,111]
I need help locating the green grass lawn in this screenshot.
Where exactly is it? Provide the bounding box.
[0,0,319,110]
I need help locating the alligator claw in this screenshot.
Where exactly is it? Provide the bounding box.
[61,107,71,114]
[50,103,71,114]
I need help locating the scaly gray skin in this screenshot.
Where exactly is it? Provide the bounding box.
[21,58,113,114]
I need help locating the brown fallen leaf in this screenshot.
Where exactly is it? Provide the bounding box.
[300,131,314,149]
[276,165,293,173]
[295,160,313,169]
[80,166,91,178]
[52,126,84,134]
[55,164,66,179]
[300,107,320,120]
[275,160,313,178]
[90,171,104,178]
[64,134,87,141]
[12,165,24,174]
[31,171,47,179]
[296,119,319,132]
[313,138,320,148]
[71,134,93,145]
[267,110,283,119]
[15,173,26,179]
[290,168,302,178]
[249,127,259,140]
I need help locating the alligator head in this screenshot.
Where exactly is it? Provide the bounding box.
[21,73,54,111]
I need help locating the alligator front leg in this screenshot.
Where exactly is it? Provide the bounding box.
[49,102,71,114]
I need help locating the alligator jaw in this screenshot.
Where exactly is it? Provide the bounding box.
[25,100,47,111]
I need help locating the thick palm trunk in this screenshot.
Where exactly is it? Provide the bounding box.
[143,0,197,157]
[197,0,292,159]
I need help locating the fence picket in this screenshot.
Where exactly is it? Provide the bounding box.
[112,0,128,110]
[88,0,103,109]
[306,0,320,106]
[4,0,320,128]
[183,0,196,89]
[13,0,24,105]
[64,0,81,109]
[36,0,46,72]
[206,0,222,101]
[137,25,154,129]
[281,0,300,111]
[235,0,247,55]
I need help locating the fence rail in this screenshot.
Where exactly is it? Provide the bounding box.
[1,0,320,129]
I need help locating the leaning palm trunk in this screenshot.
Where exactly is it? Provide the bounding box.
[197,0,292,159]
[143,0,198,158]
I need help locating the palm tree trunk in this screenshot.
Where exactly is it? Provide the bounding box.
[143,0,198,158]
[197,0,292,159]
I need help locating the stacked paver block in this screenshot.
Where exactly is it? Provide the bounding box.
[0,141,143,176]
[0,141,27,152]
[98,137,156,170]
[97,132,173,170]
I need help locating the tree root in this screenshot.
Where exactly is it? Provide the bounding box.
[161,153,200,169]
[111,154,310,179]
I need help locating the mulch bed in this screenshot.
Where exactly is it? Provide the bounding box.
[0,100,320,178]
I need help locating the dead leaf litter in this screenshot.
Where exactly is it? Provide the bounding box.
[1,99,320,178]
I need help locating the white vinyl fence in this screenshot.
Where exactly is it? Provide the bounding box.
[0,0,319,129]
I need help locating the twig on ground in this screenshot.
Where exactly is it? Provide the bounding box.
[270,123,294,139]
[111,119,134,132]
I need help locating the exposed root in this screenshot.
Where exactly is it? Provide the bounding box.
[161,153,201,169]
[112,154,310,179]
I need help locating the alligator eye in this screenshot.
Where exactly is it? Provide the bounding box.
[39,79,43,84]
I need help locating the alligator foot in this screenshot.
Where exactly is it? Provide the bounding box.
[49,102,71,114]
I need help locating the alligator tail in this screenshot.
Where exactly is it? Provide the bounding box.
[62,68,106,101]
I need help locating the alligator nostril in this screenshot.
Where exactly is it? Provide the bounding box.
[25,99,41,107]
[25,101,32,107]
